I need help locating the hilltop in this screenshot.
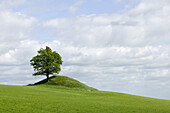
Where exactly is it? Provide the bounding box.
[32,75,97,91]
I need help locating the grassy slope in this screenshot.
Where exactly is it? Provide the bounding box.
[33,75,97,91]
[0,76,170,113]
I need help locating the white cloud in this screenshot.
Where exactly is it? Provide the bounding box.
[45,0,170,47]
[0,11,37,40]
[0,7,39,84]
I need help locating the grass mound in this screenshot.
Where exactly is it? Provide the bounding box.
[34,75,97,91]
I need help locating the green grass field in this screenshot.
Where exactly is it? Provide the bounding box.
[0,76,170,113]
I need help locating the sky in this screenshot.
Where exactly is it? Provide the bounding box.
[0,0,170,100]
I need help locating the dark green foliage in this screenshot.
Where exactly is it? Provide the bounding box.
[30,46,63,81]
[34,75,97,91]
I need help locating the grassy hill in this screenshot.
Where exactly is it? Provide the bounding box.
[32,75,97,91]
[0,76,170,113]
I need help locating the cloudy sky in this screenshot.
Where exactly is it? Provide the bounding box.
[0,0,170,99]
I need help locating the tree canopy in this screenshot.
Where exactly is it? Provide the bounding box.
[30,46,63,82]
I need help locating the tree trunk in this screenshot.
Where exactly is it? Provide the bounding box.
[46,73,49,82]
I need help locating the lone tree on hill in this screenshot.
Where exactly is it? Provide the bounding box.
[30,46,63,82]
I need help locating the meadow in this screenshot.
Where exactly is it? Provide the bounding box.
[0,76,170,113]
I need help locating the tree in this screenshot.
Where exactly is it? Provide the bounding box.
[30,46,63,82]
